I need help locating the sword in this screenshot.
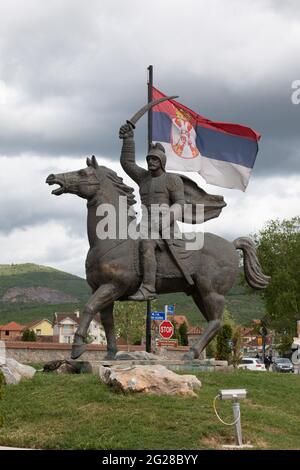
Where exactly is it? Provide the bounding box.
[126,95,178,129]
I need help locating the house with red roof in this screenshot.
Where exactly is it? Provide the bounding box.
[0,322,26,341]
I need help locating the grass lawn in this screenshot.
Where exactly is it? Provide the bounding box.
[0,370,299,450]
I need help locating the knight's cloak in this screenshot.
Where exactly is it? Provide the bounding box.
[176,173,226,223]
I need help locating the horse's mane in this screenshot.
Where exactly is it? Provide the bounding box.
[97,166,137,208]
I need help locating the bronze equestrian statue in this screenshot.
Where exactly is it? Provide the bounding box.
[46,101,270,361]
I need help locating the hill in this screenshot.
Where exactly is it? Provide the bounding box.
[0,264,90,300]
[0,264,90,324]
[0,263,266,326]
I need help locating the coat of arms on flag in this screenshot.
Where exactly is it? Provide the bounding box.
[171,108,200,159]
[152,86,261,191]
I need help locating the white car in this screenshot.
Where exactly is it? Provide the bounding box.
[238,357,266,371]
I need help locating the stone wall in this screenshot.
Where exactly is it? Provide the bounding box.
[4,341,190,364]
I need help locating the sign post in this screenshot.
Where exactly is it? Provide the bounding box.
[165,304,175,317]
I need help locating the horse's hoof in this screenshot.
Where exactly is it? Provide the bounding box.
[182,352,195,361]
[71,343,87,360]
[104,350,117,360]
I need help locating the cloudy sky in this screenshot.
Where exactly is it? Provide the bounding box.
[0,0,300,277]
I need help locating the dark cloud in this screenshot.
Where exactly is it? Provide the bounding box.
[0,0,298,178]
[1,0,300,275]
[1,73,299,178]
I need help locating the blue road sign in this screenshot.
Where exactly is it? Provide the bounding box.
[166,304,175,315]
[151,311,165,321]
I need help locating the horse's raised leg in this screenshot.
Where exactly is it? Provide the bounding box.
[182,291,224,360]
[100,303,118,360]
[71,284,120,360]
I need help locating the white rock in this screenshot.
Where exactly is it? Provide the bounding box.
[99,364,201,397]
[6,358,36,379]
[0,366,22,385]
[0,358,36,384]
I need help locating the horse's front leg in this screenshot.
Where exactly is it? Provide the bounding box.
[71,284,120,360]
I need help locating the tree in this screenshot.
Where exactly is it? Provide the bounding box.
[216,324,233,361]
[114,302,146,350]
[206,339,217,358]
[207,308,235,360]
[254,217,300,340]
[21,329,37,342]
[171,320,181,343]
[178,322,188,346]
[277,332,294,356]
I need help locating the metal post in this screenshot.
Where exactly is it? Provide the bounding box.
[232,400,243,446]
[145,65,153,353]
[146,299,152,353]
[262,335,266,362]
[147,65,153,152]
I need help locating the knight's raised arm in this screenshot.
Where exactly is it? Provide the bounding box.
[119,123,147,184]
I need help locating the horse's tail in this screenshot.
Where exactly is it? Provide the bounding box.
[233,237,271,289]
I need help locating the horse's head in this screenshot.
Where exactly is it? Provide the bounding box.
[46,155,136,212]
[46,155,102,200]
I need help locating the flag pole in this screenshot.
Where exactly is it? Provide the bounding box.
[145,65,153,353]
[148,65,153,151]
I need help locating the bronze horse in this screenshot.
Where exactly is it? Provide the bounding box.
[46,155,270,360]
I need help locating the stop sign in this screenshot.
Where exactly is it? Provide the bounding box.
[159,320,174,339]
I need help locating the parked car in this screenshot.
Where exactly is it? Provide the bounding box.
[272,357,294,373]
[238,357,266,371]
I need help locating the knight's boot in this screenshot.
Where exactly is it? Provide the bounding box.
[129,284,157,301]
[129,241,157,301]
[71,333,87,359]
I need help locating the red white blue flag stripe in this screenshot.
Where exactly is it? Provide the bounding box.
[152,87,261,191]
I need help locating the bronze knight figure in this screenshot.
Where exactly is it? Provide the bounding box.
[119,122,186,301]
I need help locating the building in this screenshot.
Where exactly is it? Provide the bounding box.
[173,315,189,327]
[26,319,53,338]
[240,322,274,355]
[0,322,25,341]
[53,311,106,345]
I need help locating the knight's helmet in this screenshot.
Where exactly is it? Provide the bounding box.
[147,142,166,171]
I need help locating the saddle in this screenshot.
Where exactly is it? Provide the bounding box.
[136,236,197,279]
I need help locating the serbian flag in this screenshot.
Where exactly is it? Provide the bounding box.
[152,87,261,191]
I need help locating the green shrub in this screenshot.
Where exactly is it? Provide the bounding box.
[178,322,188,346]
[21,328,37,342]
[216,324,233,361]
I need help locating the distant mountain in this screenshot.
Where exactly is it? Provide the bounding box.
[0,263,90,324]
[0,263,266,326]
[0,263,90,300]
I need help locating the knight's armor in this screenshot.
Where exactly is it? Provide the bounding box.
[120,130,185,300]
